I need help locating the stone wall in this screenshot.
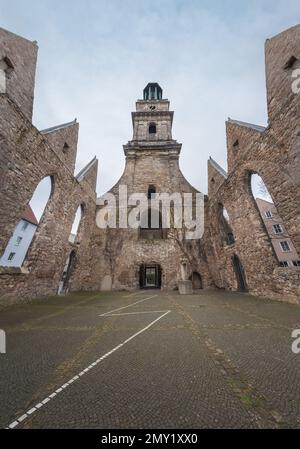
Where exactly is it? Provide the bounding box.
[90,147,212,291]
[0,28,37,121]
[0,24,299,305]
[0,28,98,306]
[206,25,300,303]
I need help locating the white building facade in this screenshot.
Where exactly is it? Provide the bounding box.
[0,206,38,268]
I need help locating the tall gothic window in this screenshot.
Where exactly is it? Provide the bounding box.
[250,172,299,267]
[218,204,235,245]
[140,208,163,240]
[0,176,53,268]
[69,204,84,243]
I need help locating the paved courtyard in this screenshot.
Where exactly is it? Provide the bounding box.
[0,289,300,429]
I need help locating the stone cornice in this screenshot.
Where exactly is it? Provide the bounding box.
[131,110,174,126]
[123,140,182,156]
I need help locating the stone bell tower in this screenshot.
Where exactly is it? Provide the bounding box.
[93,83,211,291]
[124,82,181,156]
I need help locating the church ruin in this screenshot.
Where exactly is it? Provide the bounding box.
[0,25,299,305]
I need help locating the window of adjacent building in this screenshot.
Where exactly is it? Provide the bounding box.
[273,224,283,234]
[8,252,15,261]
[265,210,273,219]
[279,261,289,267]
[21,222,29,231]
[15,236,23,246]
[280,241,291,252]
[293,260,300,267]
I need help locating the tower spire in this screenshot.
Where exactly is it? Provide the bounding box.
[143,82,163,101]
[123,83,181,156]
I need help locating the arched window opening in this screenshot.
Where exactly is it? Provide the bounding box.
[250,173,299,267]
[29,176,53,222]
[0,57,14,94]
[149,123,156,135]
[0,176,53,268]
[0,56,14,72]
[63,142,70,154]
[284,55,298,70]
[148,185,156,200]
[140,208,163,240]
[69,205,84,243]
[232,254,247,291]
[189,272,202,290]
[58,250,76,295]
[141,208,162,229]
[250,173,273,203]
[233,139,239,149]
[219,204,235,245]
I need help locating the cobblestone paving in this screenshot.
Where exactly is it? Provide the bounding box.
[0,290,299,429]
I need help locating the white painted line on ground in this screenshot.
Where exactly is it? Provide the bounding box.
[6,309,170,430]
[99,295,158,317]
[105,310,169,317]
[18,415,27,423]
[123,291,144,298]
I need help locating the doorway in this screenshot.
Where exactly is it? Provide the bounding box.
[139,264,162,289]
[189,272,202,289]
[232,254,248,292]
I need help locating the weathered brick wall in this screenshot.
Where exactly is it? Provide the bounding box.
[206,25,300,303]
[265,24,300,122]
[90,148,212,291]
[0,28,37,121]
[1,24,299,305]
[0,96,98,304]
[89,227,211,292]
[0,30,98,305]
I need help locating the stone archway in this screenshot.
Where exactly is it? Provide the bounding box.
[139,264,162,289]
[189,272,203,290]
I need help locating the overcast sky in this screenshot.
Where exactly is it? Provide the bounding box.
[1,0,300,196]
